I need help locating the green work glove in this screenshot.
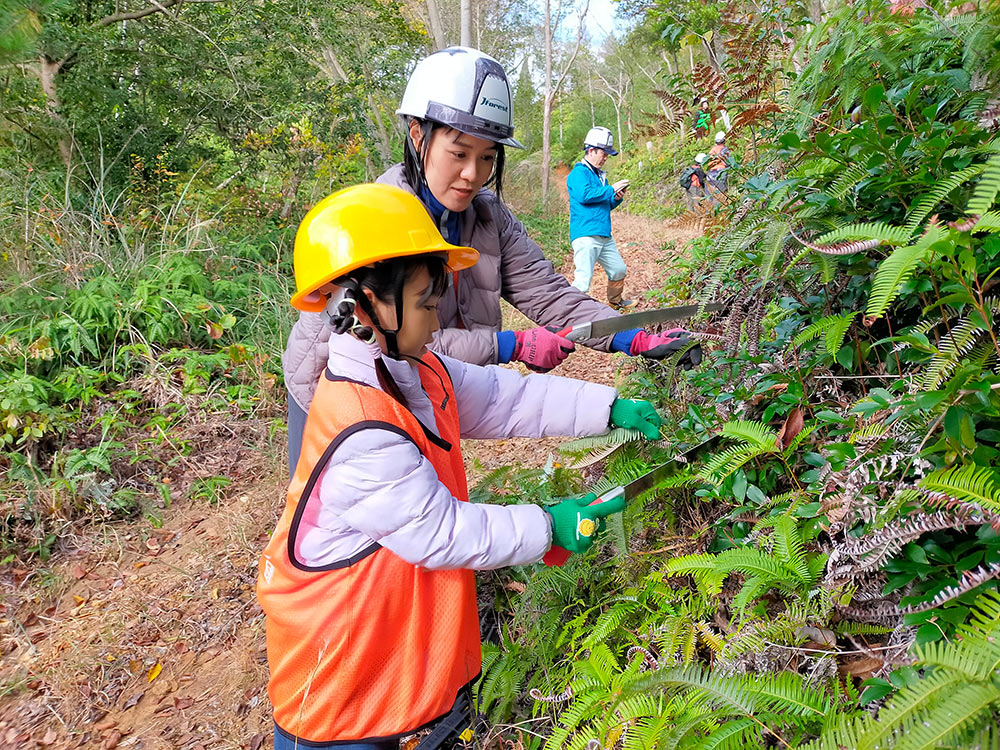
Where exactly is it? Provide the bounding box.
[610,398,662,440]
[545,493,627,554]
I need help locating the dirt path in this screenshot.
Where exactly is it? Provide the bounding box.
[0,181,700,750]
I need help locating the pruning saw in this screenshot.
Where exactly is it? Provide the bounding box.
[555,303,725,342]
[543,435,722,567]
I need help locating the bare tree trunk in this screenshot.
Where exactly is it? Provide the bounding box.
[37,56,71,168]
[541,0,554,205]
[424,0,447,49]
[318,42,392,166]
[541,0,589,205]
[688,45,695,74]
[460,0,471,46]
[808,0,824,25]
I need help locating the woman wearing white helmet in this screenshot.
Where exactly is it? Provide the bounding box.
[282,47,697,473]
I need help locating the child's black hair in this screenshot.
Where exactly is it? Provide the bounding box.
[402,118,505,201]
[333,253,450,408]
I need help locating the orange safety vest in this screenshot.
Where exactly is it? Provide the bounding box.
[707,143,728,172]
[257,352,481,744]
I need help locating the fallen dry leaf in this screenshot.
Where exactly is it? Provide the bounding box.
[147,662,162,682]
[842,655,883,681]
[249,734,266,750]
[104,729,121,749]
[70,563,88,579]
[777,407,804,449]
[40,727,58,745]
[122,691,144,711]
[94,718,117,732]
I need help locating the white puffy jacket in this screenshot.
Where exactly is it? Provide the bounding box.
[295,333,618,570]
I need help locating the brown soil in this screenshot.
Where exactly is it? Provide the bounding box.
[0,174,700,750]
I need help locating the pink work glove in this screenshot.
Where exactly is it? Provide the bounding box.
[512,326,575,372]
[630,329,702,367]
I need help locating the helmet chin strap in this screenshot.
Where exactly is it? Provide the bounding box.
[340,268,450,411]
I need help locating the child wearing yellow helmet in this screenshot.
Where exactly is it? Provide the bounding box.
[258,183,663,749]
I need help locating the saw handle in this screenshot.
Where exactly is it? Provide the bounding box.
[542,488,625,567]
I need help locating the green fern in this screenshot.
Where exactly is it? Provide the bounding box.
[828,164,870,200]
[814,221,911,246]
[758,220,790,286]
[792,312,857,355]
[560,428,645,469]
[967,150,1000,216]
[919,464,1000,513]
[720,420,779,449]
[866,225,945,320]
[904,163,986,235]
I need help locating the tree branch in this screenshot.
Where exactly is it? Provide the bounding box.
[97,0,226,26]
[550,0,590,100]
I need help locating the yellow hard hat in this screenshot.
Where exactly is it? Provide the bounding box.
[290,183,480,312]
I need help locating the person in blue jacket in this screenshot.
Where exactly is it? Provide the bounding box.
[566,126,636,311]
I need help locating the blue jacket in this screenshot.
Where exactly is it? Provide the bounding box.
[566,160,623,241]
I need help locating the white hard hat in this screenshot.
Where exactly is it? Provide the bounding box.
[695,153,707,164]
[584,126,618,155]
[715,131,727,143]
[397,47,523,149]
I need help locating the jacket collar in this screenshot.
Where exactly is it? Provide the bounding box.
[326,332,438,433]
[379,163,491,242]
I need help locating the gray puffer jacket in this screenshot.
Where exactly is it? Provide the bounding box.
[283,164,621,411]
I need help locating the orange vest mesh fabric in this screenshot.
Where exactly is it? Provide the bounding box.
[257,353,480,743]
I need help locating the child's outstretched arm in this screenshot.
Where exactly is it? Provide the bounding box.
[299,427,552,571]
[442,354,659,440]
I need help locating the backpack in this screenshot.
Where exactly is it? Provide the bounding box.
[680,166,697,190]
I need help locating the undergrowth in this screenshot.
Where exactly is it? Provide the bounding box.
[475,1,1000,748]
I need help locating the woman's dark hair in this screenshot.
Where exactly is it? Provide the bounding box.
[402,118,505,201]
[331,253,450,407]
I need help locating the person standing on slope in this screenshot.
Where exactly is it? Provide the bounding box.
[566,126,636,311]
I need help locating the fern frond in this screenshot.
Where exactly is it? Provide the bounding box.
[793,312,857,355]
[690,717,757,750]
[771,515,812,584]
[892,682,999,750]
[700,444,773,485]
[759,220,790,286]
[859,669,972,750]
[561,429,644,455]
[866,225,944,320]
[967,151,1000,216]
[919,465,1000,513]
[920,311,990,389]
[828,164,869,200]
[714,548,801,591]
[904,164,986,236]
[560,428,644,469]
[815,221,912,246]
[914,636,1000,681]
[720,420,780,449]
[976,211,1000,231]
[583,600,641,648]
[834,622,893,636]
[617,665,755,716]
[663,555,727,596]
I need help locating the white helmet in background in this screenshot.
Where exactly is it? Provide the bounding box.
[695,153,707,164]
[584,126,618,155]
[397,47,523,148]
[715,131,727,143]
